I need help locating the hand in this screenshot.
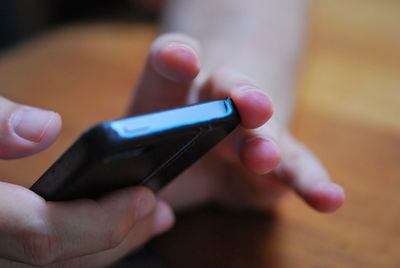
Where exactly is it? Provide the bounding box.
[129,33,345,213]
[0,98,173,266]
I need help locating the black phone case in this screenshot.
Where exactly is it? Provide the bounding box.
[30,99,239,201]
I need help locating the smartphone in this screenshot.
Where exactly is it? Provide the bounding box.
[30,98,240,201]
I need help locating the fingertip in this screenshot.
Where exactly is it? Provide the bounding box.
[37,111,62,147]
[241,137,281,175]
[303,182,345,213]
[130,34,201,115]
[136,188,158,219]
[151,201,175,236]
[153,42,200,83]
[0,107,62,159]
[230,87,273,129]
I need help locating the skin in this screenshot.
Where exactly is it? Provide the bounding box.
[155,0,345,212]
[0,0,345,266]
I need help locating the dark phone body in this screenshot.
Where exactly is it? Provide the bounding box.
[30,99,239,201]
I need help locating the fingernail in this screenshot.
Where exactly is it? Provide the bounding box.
[234,86,260,97]
[10,107,56,143]
[153,43,199,82]
[316,181,344,194]
[152,202,175,235]
[137,191,155,219]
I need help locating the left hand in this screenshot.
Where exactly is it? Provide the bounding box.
[0,88,173,268]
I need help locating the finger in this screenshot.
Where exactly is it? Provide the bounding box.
[0,200,175,268]
[198,68,273,129]
[74,200,175,268]
[150,200,176,236]
[0,183,156,266]
[0,96,61,159]
[278,135,345,213]
[197,68,278,174]
[240,136,281,175]
[128,33,200,115]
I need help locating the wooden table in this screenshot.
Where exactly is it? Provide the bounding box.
[0,0,399,267]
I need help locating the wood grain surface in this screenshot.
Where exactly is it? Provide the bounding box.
[0,0,399,267]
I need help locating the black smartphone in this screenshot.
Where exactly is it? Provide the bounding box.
[30,98,239,201]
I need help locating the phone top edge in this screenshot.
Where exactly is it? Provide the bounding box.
[107,98,238,139]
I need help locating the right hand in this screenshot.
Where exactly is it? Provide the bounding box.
[0,96,174,267]
[128,33,345,213]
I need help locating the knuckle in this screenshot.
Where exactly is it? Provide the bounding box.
[106,226,128,250]
[19,230,58,266]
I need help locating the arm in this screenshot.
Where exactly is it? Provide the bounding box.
[161,0,307,124]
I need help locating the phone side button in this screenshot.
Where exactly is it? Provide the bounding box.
[123,126,150,134]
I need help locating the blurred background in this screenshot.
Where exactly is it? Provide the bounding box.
[0,0,399,267]
[0,0,161,49]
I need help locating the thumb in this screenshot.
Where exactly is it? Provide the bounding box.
[0,96,61,159]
